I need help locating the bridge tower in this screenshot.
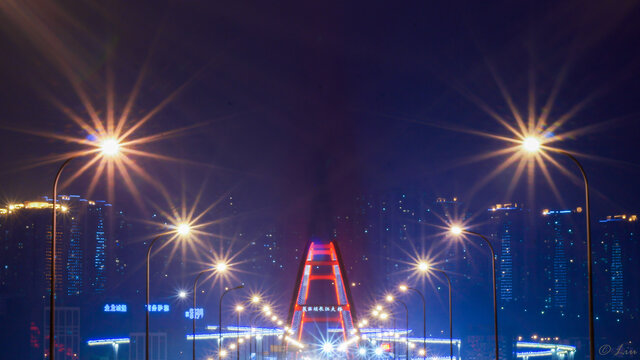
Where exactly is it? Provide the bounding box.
[286,240,358,342]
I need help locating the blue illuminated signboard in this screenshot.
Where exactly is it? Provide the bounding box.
[145,304,170,312]
[185,308,204,319]
[104,304,127,312]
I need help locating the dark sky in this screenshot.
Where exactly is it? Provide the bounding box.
[1,0,640,226]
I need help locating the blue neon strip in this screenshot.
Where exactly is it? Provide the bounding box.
[87,338,130,346]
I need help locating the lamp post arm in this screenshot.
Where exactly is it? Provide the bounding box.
[398,300,409,360]
[432,268,453,360]
[50,157,76,360]
[145,234,165,360]
[219,285,244,360]
[557,150,594,360]
[463,230,498,360]
[193,270,210,360]
[409,287,426,360]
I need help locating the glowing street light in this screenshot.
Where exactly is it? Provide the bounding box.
[386,294,409,360]
[522,136,541,153]
[146,221,195,360]
[322,341,334,354]
[449,225,498,360]
[449,225,463,236]
[251,295,261,304]
[176,223,191,236]
[192,262,232,360]
[519,135,596,360]
[178,291,188,299]
[219,285,244,360]
[215,262,228,273]
[235,304,244,360]
[49,137,123,360]
[398,284,426,360]
[417,261,430,272]
[100,138,121,156]
[427,267,454,360]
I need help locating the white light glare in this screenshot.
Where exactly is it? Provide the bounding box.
[100,138,120,156]
[523,137,541,153]
[322,342,334,354]
[176,223,191,236]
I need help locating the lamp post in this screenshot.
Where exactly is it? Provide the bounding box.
[49,138,120,360]
[49,157,74,360]
[236,305,244,360]
[450,226,497,360]
[146,223,191,360]
[192,263,229,360]
[219,285,244,360]
[398,285,426,360]
[419,263,453,360]
[247,296,261,360]
[386,295,409,360]
[250,314,261,360]
[522,136,595,360]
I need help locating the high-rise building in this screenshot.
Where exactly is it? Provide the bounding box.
[0,196,121,359]
[35,195,115,296]
[67,212,83,296]
[486,203,529,306]
[539,207,584,316]
[597,214,639,320]
[86,200,110,293]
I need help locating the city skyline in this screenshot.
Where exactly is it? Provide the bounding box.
[1,190,637,359]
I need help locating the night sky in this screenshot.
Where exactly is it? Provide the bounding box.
[1,1,640,221]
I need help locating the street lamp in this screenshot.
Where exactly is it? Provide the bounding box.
[418,262,454,360]
[49,138,121,360]
[449,225,498,360]
[146,223,192,360]
[386,295,409,360]
[192,262,229,360]
[398,285,426,360]
[216,262,228,273]
[522,136,541,153]
[246,295,261,359]
[236,305,244,360]
[219,285,244,360]
[177,223,191,236]
[382,298,396,360]
[521,135,595,360]
[100,138,121,156]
